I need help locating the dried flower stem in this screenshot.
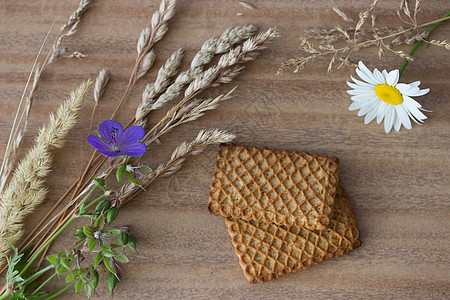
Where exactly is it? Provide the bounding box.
[278,15,450,74]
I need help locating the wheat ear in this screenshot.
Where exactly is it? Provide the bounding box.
[0,80,91,268]
[152,24,258,113]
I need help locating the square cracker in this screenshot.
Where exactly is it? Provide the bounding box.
[225,182,361,283]
[209,144,340,230]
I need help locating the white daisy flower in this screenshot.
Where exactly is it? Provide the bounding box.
[347,61,430,134]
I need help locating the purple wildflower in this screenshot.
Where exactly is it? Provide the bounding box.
[87,120,147,157]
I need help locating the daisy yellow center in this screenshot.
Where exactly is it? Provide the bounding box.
[375,84,403,105]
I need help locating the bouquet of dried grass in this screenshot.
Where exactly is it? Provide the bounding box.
[278,0,450,74]
[0,0,278,298]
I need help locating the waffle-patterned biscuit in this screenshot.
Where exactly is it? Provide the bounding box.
[209,144,340,230]
[225,183,361,283]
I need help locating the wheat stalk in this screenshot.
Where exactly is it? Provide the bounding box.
[0,81,91,268]
[142,27,278,146]
[135,48,184,127]
[110,0,176,119]
[93,69,110,105]
[135,24,258,127]
[50,0,92,63]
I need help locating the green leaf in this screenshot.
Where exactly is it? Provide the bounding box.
[14,245,33,274]
[87,237,97,252]
[85,282,93,299]
[108,272,119,297]
[103,257,115,275]
[94,178,105,188]
[116,165,126,182]
[92,270,99,289]
[94,252,103,268]
[127,172,141,186]
[119,232,129,245]
[106,207,118,224]
[101,248,115,258]
[113,251,129,263]
[65,273,74,282]
[74,227,87,239]
[101,242,113,251]
[94,215,105,228]
[59,258,72,274]
[95,199,111,213]
[139,166,152,173]
[46,255,58,266]
[128,236,137,253]
[75,280,83,293]
[83,226,94,238]
[101,227,121,236]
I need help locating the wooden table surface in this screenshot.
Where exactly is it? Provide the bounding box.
[1,0,449,299]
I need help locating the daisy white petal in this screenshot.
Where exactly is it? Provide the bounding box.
[409,81,421,88]
[364,100,381,124]
[405,88,429,97]
[350,75,375,88]
[358,97,379,116]
[356,68,377,85]
[395,105,411,130]
[347,81,375,90]
[386,69,399,86]
[376,102,389,124]
[349,100,369,111]
[351,93,376,101]
[384,105,396,133]
[373,68,385,84]
[403,97,427,120]
[394,112,402,132]
[347,88,373,96]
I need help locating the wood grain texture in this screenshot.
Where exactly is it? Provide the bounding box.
[0,0,449,299]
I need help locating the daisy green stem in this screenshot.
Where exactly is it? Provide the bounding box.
[399,11,450,78]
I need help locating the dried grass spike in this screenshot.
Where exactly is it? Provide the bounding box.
[94,69,110,104]
[333,7,354,23]
[0,80,91,268]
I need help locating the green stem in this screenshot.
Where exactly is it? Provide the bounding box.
[20,186,98,276]
[83,194,107,211]
[0,291,8,300]
[45,282,75,300]
[399,11,450,78]
[20,265,53,287]
[31,272,57,295]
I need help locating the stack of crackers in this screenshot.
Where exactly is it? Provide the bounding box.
[208,144,361,283]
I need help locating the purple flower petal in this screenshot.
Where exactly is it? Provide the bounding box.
[99,120,123,143]
[119,126,145,146]
[87,135,119,157]
[120,142,147,157]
